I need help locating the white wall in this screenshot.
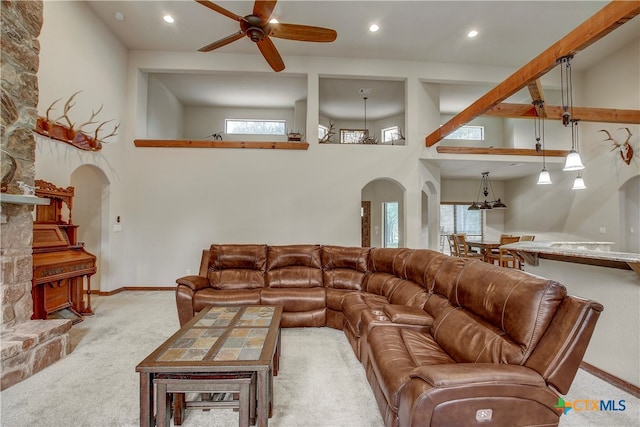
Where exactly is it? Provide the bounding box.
[147,75,183,139]
[527,261,639,387]
[36,1,128,292]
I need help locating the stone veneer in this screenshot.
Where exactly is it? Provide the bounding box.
[1,0,72,390]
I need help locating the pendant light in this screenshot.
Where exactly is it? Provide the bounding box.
[564,119,585,171]
[468,172,506,210]
[533,100,552,185]
[558,55,585,171]
[360,96,376,144]
[572,172,586,190]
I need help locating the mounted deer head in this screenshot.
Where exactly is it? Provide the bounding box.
[599,128,634,165]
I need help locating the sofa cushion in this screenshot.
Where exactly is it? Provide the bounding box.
[431,261,566,365]
[368,248,413,278]
[266,245,323,288]
[192,288,262,312]
[404,250,448,290]
[260,287,326,312]
[207,244,267,290]
[322,245,369,290]
[367,326,455,412]
[364,274,428,307]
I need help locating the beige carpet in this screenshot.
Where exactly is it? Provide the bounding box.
[1,291,637,427]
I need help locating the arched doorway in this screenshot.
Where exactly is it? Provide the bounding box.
[361,179,406,248]
[70,165,110,292]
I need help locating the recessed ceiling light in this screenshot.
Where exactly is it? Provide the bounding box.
[269,18,279,24]
[163,15,174,24]
[114,11,125,21]
[369,24,379,32]
[467,30,479,38]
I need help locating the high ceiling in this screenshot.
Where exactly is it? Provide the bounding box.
[86,0,638,111]
[84,1,639,179]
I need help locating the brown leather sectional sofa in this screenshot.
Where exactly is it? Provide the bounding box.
[175,244,603,427]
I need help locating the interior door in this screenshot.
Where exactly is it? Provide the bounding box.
[361,201,371,247]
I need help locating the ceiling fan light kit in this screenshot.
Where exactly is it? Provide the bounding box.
[195,0,337,72]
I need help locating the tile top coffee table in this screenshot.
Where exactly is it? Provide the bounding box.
[136,305,283,427]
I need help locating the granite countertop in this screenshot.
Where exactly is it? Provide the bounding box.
[502,241,640,275]
[502,241,640,263]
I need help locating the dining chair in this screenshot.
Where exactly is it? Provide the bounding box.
[453,234,483,260]
[446,234,458,256]
[486,236,521,268]
[489,234,512,257]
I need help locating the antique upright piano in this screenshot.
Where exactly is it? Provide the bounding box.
[32,180,97,324]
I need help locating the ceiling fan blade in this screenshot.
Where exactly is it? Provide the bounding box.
[198,31,244,52]
[257,36,285,72]
[269,23,337,42]
[195,0,242,22]
[253,0,277,21]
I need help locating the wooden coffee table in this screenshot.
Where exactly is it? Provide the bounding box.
[136,305,283,427]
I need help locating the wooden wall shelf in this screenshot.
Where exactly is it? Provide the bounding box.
[134,140,309,150]
[436,146,569,157]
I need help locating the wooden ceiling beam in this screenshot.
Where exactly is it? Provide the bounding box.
[485,103,640,124]
[527,80,546,117]
[425,0,640,147]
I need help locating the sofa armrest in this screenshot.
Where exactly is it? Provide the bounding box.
[383,304,433,327]
[410,363,546,388]
[176,275,210,292]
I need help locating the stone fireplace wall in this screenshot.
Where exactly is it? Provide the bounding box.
[2,0,43,327]
[1,0,71,390]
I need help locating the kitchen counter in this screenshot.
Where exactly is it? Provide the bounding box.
[501,241,640,275]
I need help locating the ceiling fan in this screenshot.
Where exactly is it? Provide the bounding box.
[195,0,337,72]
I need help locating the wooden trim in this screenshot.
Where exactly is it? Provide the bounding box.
[436,146,569,157]
[425,1,640,147]
[486,104,640,124]
[581,361,640,398]
[134,139,309,150]
[96,286,176,296]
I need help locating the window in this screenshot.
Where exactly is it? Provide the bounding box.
[225,119,286,135]
[383,202,399,248]
[340,129,367,144]
[440,203,483,240]
[445,125,484,141]
[318,124,328,140]
[381,126,400,143]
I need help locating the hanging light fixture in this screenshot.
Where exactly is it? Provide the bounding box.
[564,119,585,171]
[360,96,376,144]
[558,55,585,172]
[363,96,368,135]
[468,172,507,210]
[533,100,552,185]
[572,172,586,190]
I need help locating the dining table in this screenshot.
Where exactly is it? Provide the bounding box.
[465,239,501,262]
